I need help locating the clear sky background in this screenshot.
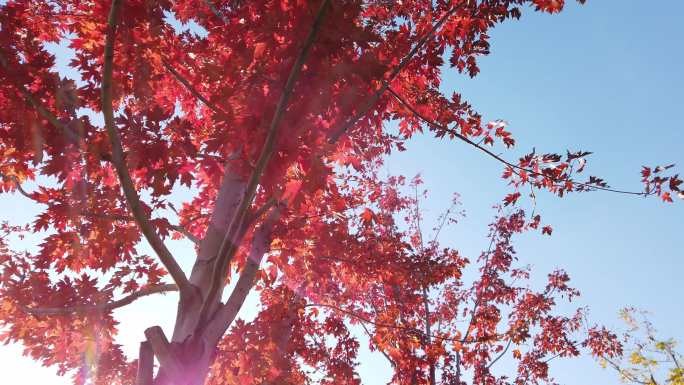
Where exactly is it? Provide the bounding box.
[1,1,682,384]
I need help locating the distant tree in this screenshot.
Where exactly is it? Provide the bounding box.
[596,309,683,385]
[0,1,678,385]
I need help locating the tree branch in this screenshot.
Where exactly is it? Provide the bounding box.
[0,52,80,144]
[327,4,462,143]
[486,338,512,369]
[101,0,191,294]
[303,303,489,344]
[22,284,178,316]
[135,341,154,385]
[144,326,184,381]
[358,314,397,368]
[189,164,247,300]
[201,0,229,23]
[0,172,199,245]
[198,0,330,324]
[387,86,651,197]
[422,286,437,385]
[431,198,459,245]
[169,224,201,245]
[250,197,277,223]
[163,60,229,118]
[0,172,38,201]
[203,205,281,344]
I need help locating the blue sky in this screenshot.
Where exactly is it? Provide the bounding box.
[1,1,682,384]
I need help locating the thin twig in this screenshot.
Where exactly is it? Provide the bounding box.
[431,199,459,245]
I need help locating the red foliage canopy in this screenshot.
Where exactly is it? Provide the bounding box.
[0,1,675,385]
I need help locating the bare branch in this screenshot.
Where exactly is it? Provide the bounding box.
[0,172,199,245]
[455,230,500,383]
[189,165,247,299]
[422,286,436,385]
[0,172,39,201]
[101,0,191,293]
[668,348,682,369]
[387,86,651,197]
[250,197,277,224]
[413,182,425,253]
[83,209,199,245]
[22,284,178,316]
[430,198,460,245]
[358,317,397,368]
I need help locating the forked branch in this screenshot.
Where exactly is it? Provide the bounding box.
[203,205,281,344]
[198,0,331,323]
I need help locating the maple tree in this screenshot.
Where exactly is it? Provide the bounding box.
[0,1,679,385]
